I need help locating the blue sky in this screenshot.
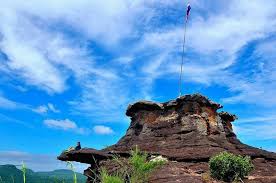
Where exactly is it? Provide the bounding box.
[0,0,276,172]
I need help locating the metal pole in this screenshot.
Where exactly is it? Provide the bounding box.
[178,18,188,97]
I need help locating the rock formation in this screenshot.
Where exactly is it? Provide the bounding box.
[58,94,276,183]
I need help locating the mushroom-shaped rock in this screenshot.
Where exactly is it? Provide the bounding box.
[58,148,112,164]
[57,94,276,183]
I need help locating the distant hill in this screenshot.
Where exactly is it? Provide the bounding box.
[0,164,86,183]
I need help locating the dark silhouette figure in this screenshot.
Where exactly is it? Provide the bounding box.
[75,142,81,150]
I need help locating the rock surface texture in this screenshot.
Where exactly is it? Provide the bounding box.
[58,94,276,183]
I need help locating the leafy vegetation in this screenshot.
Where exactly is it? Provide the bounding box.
[209,152,254,182]
[128,147,166,183]
[98,147,166,183]
[100,169,124,183]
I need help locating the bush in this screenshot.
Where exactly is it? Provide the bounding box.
[209,152,254,182]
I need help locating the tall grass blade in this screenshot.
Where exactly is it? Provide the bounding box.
[21,162,26,183]
[66,161,77,183]
[10,175,15,183]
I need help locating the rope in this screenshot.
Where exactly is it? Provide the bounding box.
[178,18,188,97]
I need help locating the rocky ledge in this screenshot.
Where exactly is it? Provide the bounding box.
[58,94,276,183]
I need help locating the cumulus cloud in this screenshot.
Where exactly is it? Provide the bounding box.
[44,119,77,130]
[44,119,88,134]
[93,125,114,135]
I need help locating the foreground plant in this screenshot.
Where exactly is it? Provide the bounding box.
[209,152,254,182]
[98,146,166,183]
[67,161,77,183]
[100,169,124,183]
[129,147,166,183]
[21,162,26,183]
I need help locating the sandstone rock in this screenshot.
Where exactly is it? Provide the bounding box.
[57,94,276,182]
[58,148,113,164]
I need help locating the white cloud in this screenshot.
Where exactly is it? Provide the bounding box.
[237,115,276,123]
[44,119,77,130]
[0,95,18,109]
[0,0,146,121]
[0,94,61,116]
[33,105,48,114]
[0,0,275,124]
[134,0,276,106]
[221,39,276,105]
[0,12,67,93]
[234,121,276,140]
[93,125,114,135]
[47,103,59,113]
[0,113,32,127]
[33,103,60,114]
[0,94,34,111]
[44,119,88,134]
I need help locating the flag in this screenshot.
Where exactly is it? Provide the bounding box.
[186,3,191,20]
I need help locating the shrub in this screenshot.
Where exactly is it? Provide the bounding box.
[209,152,254,182]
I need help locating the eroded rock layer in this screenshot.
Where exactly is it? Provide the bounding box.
[105,94,275,161]
[58,94,276,182]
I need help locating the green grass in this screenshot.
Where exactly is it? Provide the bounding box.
[95,146,166,183]
[129,147,166,183]
[100,169,124,183]
[67,161,78,183]
[21,162,26,183]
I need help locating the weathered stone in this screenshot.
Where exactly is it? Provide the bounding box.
[57,94,276,182]
[58,148,112,164]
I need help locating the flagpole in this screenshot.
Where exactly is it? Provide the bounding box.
[178,16,188,97]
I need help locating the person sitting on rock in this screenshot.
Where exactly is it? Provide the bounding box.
[75,142,81,150]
